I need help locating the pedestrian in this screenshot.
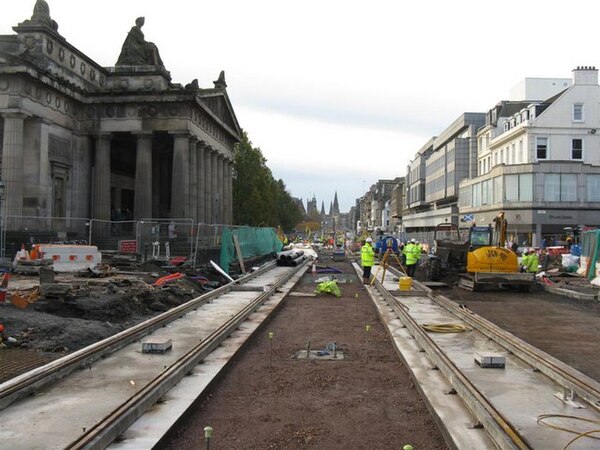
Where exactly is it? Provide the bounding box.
[403,238,419,277]
[361,237,375,284]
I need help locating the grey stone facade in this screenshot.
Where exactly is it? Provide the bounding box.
[0,1,241,232]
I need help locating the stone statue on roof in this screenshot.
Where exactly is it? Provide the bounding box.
[116,17,164,67]
[213,71,227,89]
[19,0,59,31]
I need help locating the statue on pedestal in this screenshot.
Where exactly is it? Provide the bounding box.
[116,17,163,67]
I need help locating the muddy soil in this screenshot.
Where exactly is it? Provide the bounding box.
[160,253,449,450]
[0,277,205,354]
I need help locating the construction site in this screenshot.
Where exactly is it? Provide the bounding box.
[3,1,600,449]
[0,231,599,449]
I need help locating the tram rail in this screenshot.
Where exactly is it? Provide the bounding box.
[0,259,310,450]
[364,263,600,449]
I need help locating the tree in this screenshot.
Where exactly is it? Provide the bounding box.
[232,131,302,232]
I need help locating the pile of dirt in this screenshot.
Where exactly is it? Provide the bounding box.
[1,276,204,353]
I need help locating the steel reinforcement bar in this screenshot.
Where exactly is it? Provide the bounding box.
[0,261,279,411]
[67,259,309,450]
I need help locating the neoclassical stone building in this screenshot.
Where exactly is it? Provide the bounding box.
[0,1,241,232]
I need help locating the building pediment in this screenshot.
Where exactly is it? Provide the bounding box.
[197,89,241,139]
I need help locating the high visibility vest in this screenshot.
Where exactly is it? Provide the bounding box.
[404,243,418,265]
[361,243,375,267]
[526,254,539,273]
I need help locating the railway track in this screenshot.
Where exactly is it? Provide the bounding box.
[0,259,309,449]
[364,264,600,450]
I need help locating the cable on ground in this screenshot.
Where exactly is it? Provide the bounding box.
[537,413,600,449]
[420,323,471,333]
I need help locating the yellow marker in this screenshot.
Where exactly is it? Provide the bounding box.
[355,293,359,298]
[403,445,413,450]
[129,380,135,386]
[268,331,274,340]
[365,325,371,332]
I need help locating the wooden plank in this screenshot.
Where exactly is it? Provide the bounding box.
[232,234,246,274]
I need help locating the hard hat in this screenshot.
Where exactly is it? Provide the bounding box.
[410,238,415,243]
[415,240,420,244]
[366,237,372,243]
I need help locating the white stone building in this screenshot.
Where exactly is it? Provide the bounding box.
[459,66,600,246]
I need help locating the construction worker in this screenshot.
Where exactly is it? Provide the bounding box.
[403,239,419,277]
[415,240,423,261]
[520,249,530,273]
[525,249,539,273]
[361,237,375,284]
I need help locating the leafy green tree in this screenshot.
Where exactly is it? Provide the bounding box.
[232,132,301,231]
[275,179,303,233]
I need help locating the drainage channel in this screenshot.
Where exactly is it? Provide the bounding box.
[0,261,309,450]
[362,263,600,450]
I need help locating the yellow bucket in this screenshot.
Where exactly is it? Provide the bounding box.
[399,277,413,291]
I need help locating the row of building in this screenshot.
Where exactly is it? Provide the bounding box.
[351,66,600,247]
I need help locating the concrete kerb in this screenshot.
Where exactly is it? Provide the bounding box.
[541,283,598,301]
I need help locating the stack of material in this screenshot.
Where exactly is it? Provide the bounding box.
[101,251,141,270]
[14,259,53,275]
[276,250,306,267]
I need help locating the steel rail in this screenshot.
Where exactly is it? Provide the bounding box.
[66,259,309,449]
[0,261,278,410]
[384,268,600,410]
[385,264,600,410]
[432,288,600,409]
[371,277,531,450]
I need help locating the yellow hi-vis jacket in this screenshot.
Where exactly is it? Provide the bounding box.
[403,243,419,265]
[361,243,375,267]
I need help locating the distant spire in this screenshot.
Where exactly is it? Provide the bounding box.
[320,201,325,216]
[333,191,340,215]
[328,201,333,216]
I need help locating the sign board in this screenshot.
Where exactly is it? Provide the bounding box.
[118,240,137,253]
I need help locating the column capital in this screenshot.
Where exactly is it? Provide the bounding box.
[132,130,154,137]
[1,111,30,120]
[95,132,112,140]
[169,130,190,138]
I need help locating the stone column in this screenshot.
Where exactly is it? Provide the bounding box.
[1,113,26,228]
[204,147,212,223]
[226,159,233,224]
[170,132,190,218]
[189,137,198,221]
[217,154,224,223]
[92,133,111,220]
[197,142,205,223]
[211,150,218,224]
[134,132,153,219]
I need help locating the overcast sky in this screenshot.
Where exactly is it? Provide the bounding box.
[3,0,600,211]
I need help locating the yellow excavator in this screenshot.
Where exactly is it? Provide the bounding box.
[427,212,535,291]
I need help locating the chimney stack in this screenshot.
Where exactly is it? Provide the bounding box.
[572,66,598,85]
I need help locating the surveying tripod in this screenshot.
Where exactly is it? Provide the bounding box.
[370,248,408,286]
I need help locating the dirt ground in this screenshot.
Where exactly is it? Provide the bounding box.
[160,253,449,450]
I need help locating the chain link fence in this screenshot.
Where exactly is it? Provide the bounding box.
[1,217,280,272]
